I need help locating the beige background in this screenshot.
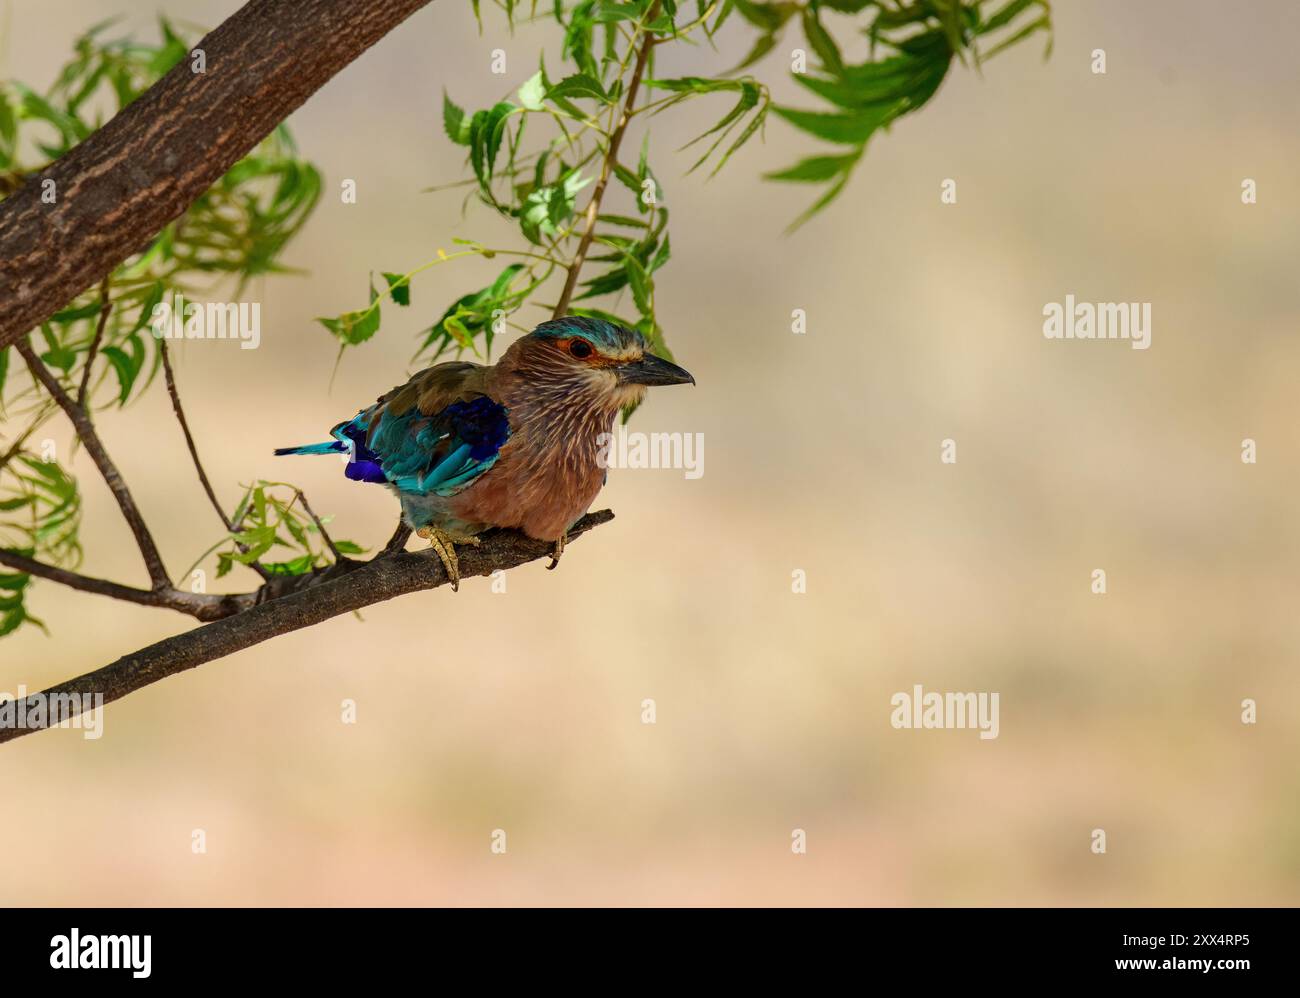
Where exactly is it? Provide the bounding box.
[2,0,1298,905]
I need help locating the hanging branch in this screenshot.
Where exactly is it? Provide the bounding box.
[553,1,662,317]
[16,339,171,590]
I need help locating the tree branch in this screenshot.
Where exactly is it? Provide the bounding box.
[293,490,343,562]
[0,547,250,620]
[0,0,436,353]
[553,5,660,317]
[17,339,171,589]
[159,339,231,532]
[75,278,112,409]
[0,510,614,744]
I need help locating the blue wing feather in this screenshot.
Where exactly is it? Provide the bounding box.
[329,394,509,496]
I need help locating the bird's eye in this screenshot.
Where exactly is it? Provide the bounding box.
[569,339,593,359]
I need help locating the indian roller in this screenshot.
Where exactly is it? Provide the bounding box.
[274,316,694,588]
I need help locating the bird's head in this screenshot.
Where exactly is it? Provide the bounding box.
[504,316,694,411]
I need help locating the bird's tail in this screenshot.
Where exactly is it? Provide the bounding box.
[273,441,346,457]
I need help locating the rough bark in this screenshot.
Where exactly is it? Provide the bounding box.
[0,511,612,744]
[0,0,435,351]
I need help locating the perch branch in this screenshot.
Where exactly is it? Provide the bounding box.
[0,510,614,744]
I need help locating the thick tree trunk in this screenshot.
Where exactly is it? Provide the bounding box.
[0,0,435,351]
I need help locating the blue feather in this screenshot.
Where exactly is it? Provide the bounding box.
[273,441,345,456]
[277,393,510,497]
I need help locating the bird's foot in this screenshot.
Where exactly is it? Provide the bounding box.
[546,532,567,571]
[417,525,475,591]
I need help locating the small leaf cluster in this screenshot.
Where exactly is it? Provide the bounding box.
[319,0,769,366]
[0,457,83,636]
[188,481,365,581]
[760,0,1053,227]
[318,0,1049,363]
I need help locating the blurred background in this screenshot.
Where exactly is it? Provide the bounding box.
[1,0,1298,905]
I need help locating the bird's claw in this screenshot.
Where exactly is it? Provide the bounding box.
[417,525,463,591]
[546,532,566,571]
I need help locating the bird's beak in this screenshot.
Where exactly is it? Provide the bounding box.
[617,353,695,387]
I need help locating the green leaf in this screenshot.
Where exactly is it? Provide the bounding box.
[625,254,653,315]
[518,71,546,111]
[593,2,643,23]
[261,554,316,577]
[981,0,1039,33]
[100,346,138,405]
[980,12,1051,60]
[733,0,799,32]
[443,92,473,145]
[317,304,381,346]
[733,31,779,73]
[650,233,671,273]
[713,103,769,174]
[483,102,513,179]
[772,104,890,144]
[598,214,650,228]
[765,152,859,183]
[382,272,411,307]
[51,301,102,324]
[644,76,745,94]
[801,9,844,74]
[546,73,611,104]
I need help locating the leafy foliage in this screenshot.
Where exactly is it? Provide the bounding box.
[0,455,83,636]
[319,0,1050,363]
[186,482,366,581]
[762,0,1053,227]
[0,20,324,635]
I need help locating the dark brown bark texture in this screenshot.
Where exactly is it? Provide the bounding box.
[0,0,435,351]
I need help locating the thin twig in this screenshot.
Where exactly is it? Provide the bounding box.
[553,4,661,317]
[159,340,273,582]
[15,338,171,590]
[294,489,343,562]
[0,418,42,473]
[159,340,231,530]
[383,519,412,555]
[76,277,112,409]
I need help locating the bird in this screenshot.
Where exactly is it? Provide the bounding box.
[274,315,694,589]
